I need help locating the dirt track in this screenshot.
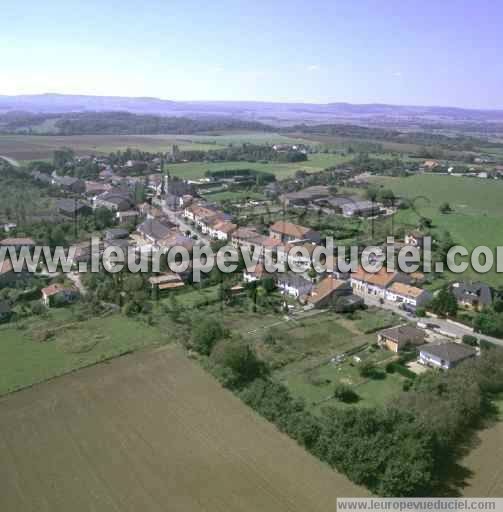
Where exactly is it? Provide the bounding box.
[0,346,367,511]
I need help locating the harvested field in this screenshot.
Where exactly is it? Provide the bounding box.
[0,346,367,511]
[461,399,503,497]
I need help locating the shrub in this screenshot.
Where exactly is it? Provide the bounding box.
[462,334,478,346]
[333,383,359,403]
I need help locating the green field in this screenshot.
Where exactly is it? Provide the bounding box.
[168,153,353,179]
[0,310,170,395]
[372,174,503,286]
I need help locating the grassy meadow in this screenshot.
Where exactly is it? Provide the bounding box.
[372,174,503,286]
[0,310,171,395]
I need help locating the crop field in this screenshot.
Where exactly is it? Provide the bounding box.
[0,134,229,161]
[168,153,353,179]
[0,346,367,511]
[461,397,503,497]
[371,174,503,286]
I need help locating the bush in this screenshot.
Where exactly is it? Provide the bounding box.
[462,334,478,346]
[191,317,227,355]
[416,307,426,317]
[333,384,359,403]
[385,362,396,374]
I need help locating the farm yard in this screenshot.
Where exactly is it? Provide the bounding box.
[0,346,367,511]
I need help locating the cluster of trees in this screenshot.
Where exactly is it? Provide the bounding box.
[171,144,307,165]
[473,305,503,338]
[50,112,273,135]
[238,348,503,496]
[290,123,494,152]
[205,168,276,184]
[350,153,415,176]
[429,287,458,317]
[365,186,396,205]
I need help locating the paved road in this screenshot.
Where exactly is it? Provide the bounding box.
[0,155,21,168]
[162,207,211,244]
[362,294,503,347]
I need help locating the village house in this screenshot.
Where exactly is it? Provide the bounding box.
[421,160,441,171]
[404,231,426,248]
[148,273,185,292]
[385,282,432,312]
[342,200,382,218]
[84,180,112,196]
[0,237,36,252]
[269,221,321,244]
[276,272,313,299]
[51,174,86,193]
[242,263,273,283]
[207,220,237,241]
[279,186,331,207]
[450,281,492,310]
[94,190,133,212]
[418,342,477,370]
[30,170,53,185]
[104,228,129,241]
[377,325,426,353]
[136,218,175,246]
[197,213,227,235]
[41,284,79,307]
[116,210,139,225]
[231,227,267,256]
[277,242,318,272]
[183,203,219,224]
[56,199,92,218]
[350,266,410,299]
[307,276,361,310]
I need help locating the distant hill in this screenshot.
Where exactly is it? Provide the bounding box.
[2,94,503,127]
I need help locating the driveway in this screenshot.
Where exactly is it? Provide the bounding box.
[361,294,503,348]
[0,156,21,168]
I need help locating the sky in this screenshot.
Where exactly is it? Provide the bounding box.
[1,0,502,108]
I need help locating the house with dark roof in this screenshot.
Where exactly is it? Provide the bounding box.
[280,186,331,207]
[450,281,492,311]
[377,325,426,353]
[56,199,92,217]
[51,175,85,193]
[419,342,477,370]
[0,301,12,323]
[137,219,175,245]
[94,190,133,212]
[104,228,130,241]
[342,200,382,218]
[276,272,313,299]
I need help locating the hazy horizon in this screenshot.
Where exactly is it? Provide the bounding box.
[2,92,503,112]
